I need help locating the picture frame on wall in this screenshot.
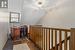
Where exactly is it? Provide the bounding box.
[10,12,20,23]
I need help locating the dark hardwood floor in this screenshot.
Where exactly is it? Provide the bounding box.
[3,38,39,50]
[3,39,13,50]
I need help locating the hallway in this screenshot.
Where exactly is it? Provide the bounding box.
[3,38,39,50]
[0,0,75,50]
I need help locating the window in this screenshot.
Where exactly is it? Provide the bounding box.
[10,12,20,23]
[0,0,8,8]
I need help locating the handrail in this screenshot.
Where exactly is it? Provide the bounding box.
[29,25,71,50]
[50,36,70,50]
[30,26,71,32]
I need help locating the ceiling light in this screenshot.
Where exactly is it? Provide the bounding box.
[38,2,42,5]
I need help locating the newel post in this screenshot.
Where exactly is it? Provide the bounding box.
[70,28,75,50]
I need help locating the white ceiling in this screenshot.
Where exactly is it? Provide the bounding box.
[21,0,72,25]
[8,0,73,25]
[23,0,68,10]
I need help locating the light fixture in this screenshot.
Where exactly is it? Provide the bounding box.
[38,2,42,5]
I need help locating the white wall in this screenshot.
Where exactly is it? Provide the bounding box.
[0,9,9,50]
[8,0,23,12]
[0,0,23,49]
[8,0,23,27]
[38,0,75,29]
[8,0,24,34]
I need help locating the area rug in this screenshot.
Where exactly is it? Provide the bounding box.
[13,43,30,50]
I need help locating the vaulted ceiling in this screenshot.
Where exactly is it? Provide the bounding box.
[8,0,73,25]
[21,0,71,25]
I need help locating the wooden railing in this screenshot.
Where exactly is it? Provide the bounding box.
[29,25,71,50]
[70,28,75,50]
